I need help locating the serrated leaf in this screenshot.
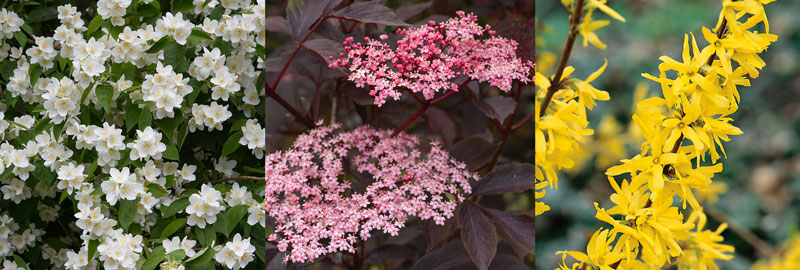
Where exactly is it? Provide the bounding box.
[396,1,432,21]
[141,246,166,270]
[29,63,42,87]
[481,208,534,256]
[119,199,139,230]
[450,136,497,171]
[411,241,470,270]
[286,0,328,39]
[87,14,103,36]
[302,38,342,64]
[475,96,516,122]
[221,132,243,156]
[214,205,249,237]
[472,163,534,195]
[162,197,190,218]
[330,1,410,27]
[95,84,114,113]
[160,218,187,239]
[458,202,496,270]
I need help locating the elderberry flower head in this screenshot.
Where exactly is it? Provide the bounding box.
[266,124,477,263]
[329,11,532,106]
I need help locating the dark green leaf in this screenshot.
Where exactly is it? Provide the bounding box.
[27,7,58,23]
[214,205,249,237]
[185,247,215,267]
[138,106,152,128]
[173,0,194,13]
[119,199,139,230]
[87,14,103,36]
[160,218,187,239]
[145,37,170,53]
[162,197,190,218]
[87,239,100,261]
[125,101,141,131]
[95,84,115,113]
[148,183,168,198]
[190,27,213,41]
[13,255,28,270]
[141,246,166,270]
[31,161,55,186]
[221,132,243,156]
[162,141,180,161]
[167,249,186,261]
[29,63,42,87]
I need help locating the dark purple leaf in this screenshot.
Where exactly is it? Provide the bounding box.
[426,107,456,147]
[315,19,345,43]
[364,244,413,265]
[286,0,333,40]
[266,248,287,270]
[420,218,454,252]
[475,96,516,122]
[458,201,497,270]
[411,241,471,270]
[395,1,432,22]
[266,16,291,35]
[481,208,534,257]
[331,1,411,27]
[473,163,534,195]
[487,254,530,270]
[450,136,497,171]
[302,38,342,65]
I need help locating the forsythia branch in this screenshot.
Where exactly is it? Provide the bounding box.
[538,0,585,117]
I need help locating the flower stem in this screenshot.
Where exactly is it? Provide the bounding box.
[538,0,585,118]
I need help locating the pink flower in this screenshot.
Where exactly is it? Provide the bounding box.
[265,124,477,263]
[329,12,533,106]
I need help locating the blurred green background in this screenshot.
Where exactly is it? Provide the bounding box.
[535,0,800,269]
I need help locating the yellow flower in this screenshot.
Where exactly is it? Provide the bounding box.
[557,229,623,270]
[574,59,611,110]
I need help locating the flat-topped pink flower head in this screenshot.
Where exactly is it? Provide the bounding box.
[265,124,477,263]
[329,11,533,106]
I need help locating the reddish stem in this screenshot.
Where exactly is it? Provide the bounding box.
[390,80,471,137]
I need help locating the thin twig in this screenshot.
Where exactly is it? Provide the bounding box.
[538,0,585,118]
[208,175,264,184]
[704,204,775,257]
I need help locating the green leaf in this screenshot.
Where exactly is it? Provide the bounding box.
[222,132,243,156]
[214,205,249,237]
[95,84,115,113]
[13,255,28,270]
[162,141,180,161]
[194,225,216,246]
[173,0,194,13]
[28,63,42,87]
[209,5,224,20]
[160,218,187,239]
[141,246,166,270]
[162,197,190,218]
[147,183,168,198]
[52,122,65,140]
[213,37,233,55]
[119,199,139,231]
[138,106,152,128]
[190,27,213,41]
[145,36,170,53]
[87,14,103,36]
[32,161,55,186]
[167,249,186,261]
[125,101,141,132]
[176,122,189,149]
[27,7,58,23]
[13,31,26,47]
[186,247,215,267]
[59,190,69,203]
[87,239,100,261]
[20,24,34,37]
[154,116,181,141]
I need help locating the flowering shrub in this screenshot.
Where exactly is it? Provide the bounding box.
[536,0,781,269]
[267,0,534,269]
[0,0,266,269]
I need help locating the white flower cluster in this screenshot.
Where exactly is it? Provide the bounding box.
[224,182,265,227]
[186,184,225,228]
[214,233,256,270]
[41,77,81,124]
[111,26,158,66]
[26,36,58,69]
[162,236,197,257]
[127,126,167,161]
[156,12,194,45]
[57,4,85,31]
[96,231,143,270]
[140,62,193,119]
[73,37,112,78]
[6,62,31,100]
[69,122,126,167]
[239,119,265,159]
[189,102,232,131]
[101,167,144,204]
[0,215,44,258]
[75,206,117,238]
[0,9,23,41]
[97,0,131,26]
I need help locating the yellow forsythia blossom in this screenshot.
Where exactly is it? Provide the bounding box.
[536,0,624,217]
[559,0,777,268]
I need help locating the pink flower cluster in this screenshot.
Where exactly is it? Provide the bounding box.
[265,124,476,263]
[329,11,533,107]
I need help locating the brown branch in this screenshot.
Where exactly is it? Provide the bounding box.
[704,204,775,257]
[538,0,585,118]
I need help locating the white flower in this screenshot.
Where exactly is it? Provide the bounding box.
[246,204,264,227]
[127,126,167,161]
[186,184,224,228]
[224,182,251,206]
[101,167,142,204]
[163,236,197,257]
[239,119,264,159]
[214,233,255,269]
[214,156,236,177]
